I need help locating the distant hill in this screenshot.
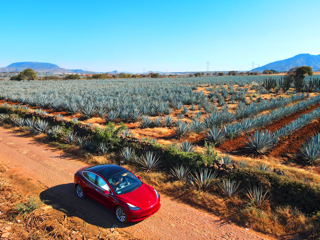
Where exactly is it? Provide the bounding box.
[253,54,320,72]
[0,62,95,74]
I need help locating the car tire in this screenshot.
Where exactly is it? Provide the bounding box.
[115,206,128,223]
[75,185,85,199]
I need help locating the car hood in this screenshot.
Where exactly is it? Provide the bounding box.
[118,183,158,208]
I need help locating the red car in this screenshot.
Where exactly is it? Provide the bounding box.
[74,164,161,223]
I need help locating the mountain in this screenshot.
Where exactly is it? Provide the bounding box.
[0,62,95,74]
[253,54,320,72]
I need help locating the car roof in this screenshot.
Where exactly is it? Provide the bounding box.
[85,164,127,179]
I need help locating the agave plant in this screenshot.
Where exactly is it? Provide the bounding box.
[179,140,195,153]
[245,186,269,207]
[72,117,78,123]
[97,142,108,155]
[76,137,83,146]
[81,103,96,119]
[121,129,133,138]
[33,120,49,135]
[121,147,135,162]
[245,130,278,155]
[190,119,204,134]
[164,116,174,127]
[174,121,190,138]
[47,125,62,140]
[56,114,64,121]
[219,179,241,197]
[182,106,189,114]
[0,114,10,123]
[238,160,248,168]
[83,140,96,152]
[219,155,232,166]
[300,141,320,166]
[11,117,25,127]
[138,151,161,171]
[24,118,34,128]
[153,117,162,127]
[205,127,225,144]
[190,168,218,190]
[255,164,270,171]
[63,131,77,144]
[35,108,48,116]
[170,165,190,180]
[105,110,118,122]
[97,108,106,117]
[140,116,153,128]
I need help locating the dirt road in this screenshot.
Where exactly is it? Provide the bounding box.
[0,127,272,240]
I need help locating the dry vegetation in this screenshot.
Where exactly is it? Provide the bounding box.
[0,162,136,239]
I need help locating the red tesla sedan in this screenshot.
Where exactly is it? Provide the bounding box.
[74,164,161,223]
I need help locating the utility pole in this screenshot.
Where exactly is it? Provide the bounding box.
[252,62,255,70]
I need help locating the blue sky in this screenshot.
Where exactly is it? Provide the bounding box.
[0,0,319,72]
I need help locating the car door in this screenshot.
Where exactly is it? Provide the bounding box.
[93,175,117,209]
[82,171,99,200]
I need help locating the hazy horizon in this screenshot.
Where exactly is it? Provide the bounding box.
[1,0,319,72]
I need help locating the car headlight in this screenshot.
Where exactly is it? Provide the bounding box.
[127,203,140,211]
[154,189,159,199]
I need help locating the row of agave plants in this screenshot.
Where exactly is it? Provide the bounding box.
[121,147,269,205]
[138,94,306,131]
[245,106,320,158]
[203,94,320,145]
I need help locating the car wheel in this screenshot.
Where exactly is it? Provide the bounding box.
[115,206,128,223]
[76,185,85,199]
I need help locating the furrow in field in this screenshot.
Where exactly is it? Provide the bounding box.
[217,103,320,153]
[267,118,320,159]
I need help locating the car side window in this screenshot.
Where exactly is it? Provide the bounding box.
[83,171,96,184]
[96,175,111,191]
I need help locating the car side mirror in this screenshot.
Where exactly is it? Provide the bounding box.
[103,190,110,195]
[137,175,141,180]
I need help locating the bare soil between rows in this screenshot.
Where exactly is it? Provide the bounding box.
[267,119,320,160]
[217,103,320,154]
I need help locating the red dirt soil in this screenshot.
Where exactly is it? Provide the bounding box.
[268,119,320,159]
[217,103,320,153]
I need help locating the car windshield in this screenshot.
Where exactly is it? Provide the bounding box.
[107,170,142,195]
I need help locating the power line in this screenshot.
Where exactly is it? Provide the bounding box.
[206,62,210,72]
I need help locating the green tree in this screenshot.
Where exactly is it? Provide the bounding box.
[194,72,202,77]
[10,68,37,80]
[218,72,225,76]
[119,72,132,78]
[65,74,80,79]
[228,71,237,76]
[21,68,37,80]
[151,73,160,78]
[288,66,313,91]
[91,74,106,79]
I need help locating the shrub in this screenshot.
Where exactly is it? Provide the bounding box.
[14,198,40,215]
